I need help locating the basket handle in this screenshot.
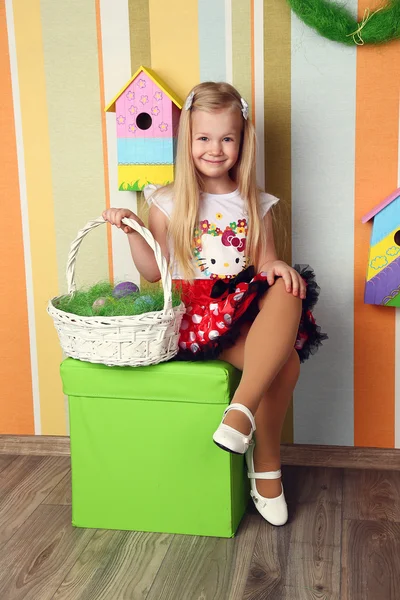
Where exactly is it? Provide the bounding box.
[66,217,173,312]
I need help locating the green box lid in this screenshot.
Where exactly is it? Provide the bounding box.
[60,358,241,405]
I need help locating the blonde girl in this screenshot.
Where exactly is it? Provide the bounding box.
[103,82,326,526]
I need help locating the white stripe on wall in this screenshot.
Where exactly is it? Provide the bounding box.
[225,0,233,84]
[5,0,41,434]
[253,0,264,189]
[291,5,357,445]
[100,0,140,285]
[198,0,226,82]
[396,100,400,449]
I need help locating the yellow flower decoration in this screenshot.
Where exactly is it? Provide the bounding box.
[236,226,245,234]
[216,212,223,220]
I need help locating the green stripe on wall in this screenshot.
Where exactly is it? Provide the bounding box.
[264,0,293,442]
[128,0,151,72]
[231,0,252,119]
[128,0,151,290]
[40,0,109,295]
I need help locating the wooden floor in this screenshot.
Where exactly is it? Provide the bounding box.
[0,455,399,600]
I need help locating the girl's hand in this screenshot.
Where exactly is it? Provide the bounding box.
[102,208,144,234]
[260,260,306,299]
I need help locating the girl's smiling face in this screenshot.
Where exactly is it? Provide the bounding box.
[191,109,242,188]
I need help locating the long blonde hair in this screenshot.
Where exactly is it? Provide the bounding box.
[166,81,266,279]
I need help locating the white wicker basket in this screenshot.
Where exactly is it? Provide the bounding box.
[47,217,186,367]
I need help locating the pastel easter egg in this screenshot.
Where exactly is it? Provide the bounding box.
[92,297,107,311]
[112,281,139,299]
[133,295,155,313]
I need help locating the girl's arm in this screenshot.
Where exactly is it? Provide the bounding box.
[257,212,306,299]
[102,205,169,283]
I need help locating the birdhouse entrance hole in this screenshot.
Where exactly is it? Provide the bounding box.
[394,231,400,246]
[136,112,152,130]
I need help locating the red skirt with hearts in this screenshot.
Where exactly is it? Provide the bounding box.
[174,265,326,363]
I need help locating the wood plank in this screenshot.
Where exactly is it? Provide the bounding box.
[343,469,400,522]
[57,529,173,600]
[342,519,400,600]
[281,444,400,471]
[0,504,94,600]
[242,467,342,600]
[44,472,72,506]
[0,454,18,473]
[0,455,43,497]
[0,456,70,544]
[0,435,70,456]
[1,435,400,471]
[146,512,260,600]
[51,529,124,600]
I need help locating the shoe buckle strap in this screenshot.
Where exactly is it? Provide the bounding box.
[223,403,256,433]
[248,469,282,480]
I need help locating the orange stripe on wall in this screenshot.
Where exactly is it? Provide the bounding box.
[354,3,400,447]
[0,5,34,434]
[95,0,113,285]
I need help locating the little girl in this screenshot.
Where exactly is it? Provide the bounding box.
[103,82,325,527]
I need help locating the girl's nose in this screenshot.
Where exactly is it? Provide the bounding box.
[209,142,223,155]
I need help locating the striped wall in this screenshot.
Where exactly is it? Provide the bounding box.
[1,0,400,448]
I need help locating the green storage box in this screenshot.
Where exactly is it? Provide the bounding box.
[61,358,249,538]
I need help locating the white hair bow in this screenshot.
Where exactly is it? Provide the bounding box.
[184,91,195,110]
[241,98,249,120]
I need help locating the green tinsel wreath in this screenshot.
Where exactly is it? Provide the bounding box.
[287,0,400,45]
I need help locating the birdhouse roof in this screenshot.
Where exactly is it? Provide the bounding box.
[105,66,183,113]
[362,187,400,223]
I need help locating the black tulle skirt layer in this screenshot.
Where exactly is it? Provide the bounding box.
[173,265,327,363]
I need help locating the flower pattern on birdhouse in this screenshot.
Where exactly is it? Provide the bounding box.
[154,91,163,101]
[128,105,137,115]
[140,95,149,105]
[151,106,160,116]
[159,122,168,132]
[138,79,146,88]
[117,115,126,125]
[126,90,135,100]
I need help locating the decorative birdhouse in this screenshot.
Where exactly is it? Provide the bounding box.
[105,66,183,191]
[362,187,400,306]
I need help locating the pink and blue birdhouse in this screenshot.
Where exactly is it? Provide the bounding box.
[105,66,183,192]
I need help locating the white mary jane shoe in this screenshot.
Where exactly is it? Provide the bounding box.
[212,403,256,455]
[245,443,288,526]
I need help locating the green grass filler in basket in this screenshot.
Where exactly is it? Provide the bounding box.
[53,281,182,317]
[47,216,186,367]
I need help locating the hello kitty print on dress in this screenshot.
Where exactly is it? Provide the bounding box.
[194,218,248,279]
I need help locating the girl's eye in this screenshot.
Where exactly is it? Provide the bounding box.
[223,137,233,142]
[199,137,208,141]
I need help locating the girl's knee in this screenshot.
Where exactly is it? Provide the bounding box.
[259,278,302,313]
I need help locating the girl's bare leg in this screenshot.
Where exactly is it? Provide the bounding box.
[218,283,301,497]
[220,279,301,436]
